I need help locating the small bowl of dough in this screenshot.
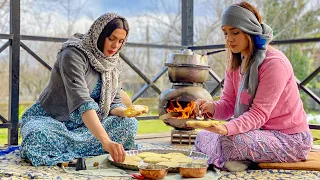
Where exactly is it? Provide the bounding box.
[138,164,169,180]
[179,163,208,178]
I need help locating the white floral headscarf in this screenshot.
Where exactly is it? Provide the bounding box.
[60,13,128,119]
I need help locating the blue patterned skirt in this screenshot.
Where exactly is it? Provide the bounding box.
[19,101,138,166]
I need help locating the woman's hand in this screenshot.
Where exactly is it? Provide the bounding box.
[102,139,126,163]
[82,110,125,162]
[201,124,228,135]
[194,99,215,118]
[109,106,127,117]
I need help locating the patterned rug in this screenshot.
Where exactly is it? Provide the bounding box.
[0,143,320,179]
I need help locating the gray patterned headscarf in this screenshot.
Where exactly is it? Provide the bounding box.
[222,5,273,117]
[59,13,128,119]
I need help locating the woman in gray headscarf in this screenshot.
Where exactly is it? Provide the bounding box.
[19,13,146,166]
[193,2,312,171]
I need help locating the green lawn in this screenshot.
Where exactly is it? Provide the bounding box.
[137,120,173,134]
[0,128,22,145]
[1,120,320,145]
[311,129,320,145]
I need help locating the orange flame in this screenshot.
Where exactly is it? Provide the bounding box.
[166,100,196,119]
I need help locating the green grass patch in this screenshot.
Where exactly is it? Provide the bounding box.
[137,120,173,134]
[311,129,320,145]
[0,129,8,145]
[0,129,22,145]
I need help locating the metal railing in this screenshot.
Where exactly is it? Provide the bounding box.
[0,0,319,145]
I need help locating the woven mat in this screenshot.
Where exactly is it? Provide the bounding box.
[63,154,221,180]
[1,143,320,179]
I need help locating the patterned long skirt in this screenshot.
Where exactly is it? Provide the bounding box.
[20,102,138,166]
[194,129,313,169]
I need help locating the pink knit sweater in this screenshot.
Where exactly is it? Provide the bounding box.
[212,48,310,136]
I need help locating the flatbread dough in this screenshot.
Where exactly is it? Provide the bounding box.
[143,157,170,164]
[186,120,220,128]
[161,153,187,159]
[122,160,139,166]
[170,157,193,163]
[125,155,141,162]
[157,161,180,168]
[124,105,148,117]
[120,155,142,166]
[118,151,207,169]
[137,152,159,159]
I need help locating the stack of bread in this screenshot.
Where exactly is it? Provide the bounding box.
[121,152,206,168]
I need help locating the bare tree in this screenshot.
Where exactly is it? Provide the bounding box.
[0,0,10,102]
[0,0,7,8]
[17,0,90,101]
[0,0,9,35]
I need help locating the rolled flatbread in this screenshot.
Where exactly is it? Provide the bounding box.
[186,120,220,128]
[124,105,148,117]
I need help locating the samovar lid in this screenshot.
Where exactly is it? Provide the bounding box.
[166,49,208,66]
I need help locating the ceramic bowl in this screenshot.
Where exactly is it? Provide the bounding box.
[179,163,208,178]
[138,164,169,180]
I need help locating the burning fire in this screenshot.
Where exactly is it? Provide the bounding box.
[166,100,196,119]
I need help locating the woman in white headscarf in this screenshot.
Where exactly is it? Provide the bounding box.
[193,2,312,171]
[19,13,145,166]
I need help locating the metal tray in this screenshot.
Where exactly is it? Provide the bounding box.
[107,148,209,172]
